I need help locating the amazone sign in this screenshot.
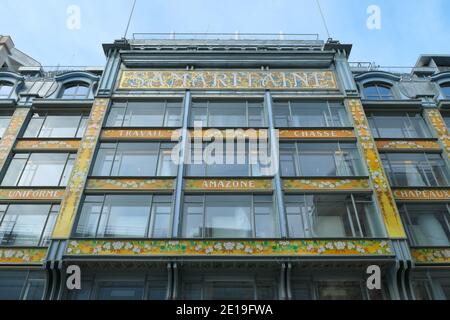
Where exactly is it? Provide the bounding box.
[118,70,338,90]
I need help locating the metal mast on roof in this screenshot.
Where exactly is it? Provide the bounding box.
[123,0,137,39]
[315,0,331,39]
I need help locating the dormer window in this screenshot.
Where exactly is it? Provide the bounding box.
[61,82,90,99]
[441,83,450,99]
[0,82,13,98]
[363,83,394,100]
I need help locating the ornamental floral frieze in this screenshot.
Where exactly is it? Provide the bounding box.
[184,178,273,192]
[425,109,450,158]
[52,99,110,239]
[0,108,29,171]
[118,70,338,90]
[278,129,355,140]
[346,99,406,238]
[0,247,47,265]
[15,139,81,151]
[86,178,175,192]
[65,239,392,257]
[411,248,450,265]
[283,178,371,192]
[375,140,441,151]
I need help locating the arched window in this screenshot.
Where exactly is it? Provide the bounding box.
[441,83,450,99]
[61,82,90,99]
[0,82,14,98]
[363,83,394,100]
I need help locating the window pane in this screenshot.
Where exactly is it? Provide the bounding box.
[112,143,159,176]
[0,84,13,97]
[23,117,44,138]
[0,272,27,299]
[97,281,144,300]
[124,102,164,127]
[183,202,203,238]
[0,204,51,246]
[100,195,151,238]
[150,201,171,238]
[75,197,103,237]
[400,204,450,246]
[254,202,276,238]
[1,156,27,186]
[106,104,126,127]
[40,116,79,138]
[18,153,67,186]
[206,281,254,300]
[209,102,246,127]
[317,281,364,300]
[205,195,252,238]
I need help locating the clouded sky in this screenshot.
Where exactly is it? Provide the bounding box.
[1,0,449,67]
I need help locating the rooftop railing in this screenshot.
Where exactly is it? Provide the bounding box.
[132,32,320,41]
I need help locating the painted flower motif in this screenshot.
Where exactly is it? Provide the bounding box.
[132,247,141,254]
[279,241,290,246]
[223,242,235,250]
[103,242,111,250]
[15,251,24,258]
[194,245,203,252]
[335,242,346,250]
[356,246,365,253]
[244,246,253,254]
[236,243,245,250]
[168,241,179,246]
[255,244,264,251]
[347,242,355,249]
[205,247,214,254]
[4,250,14,258]
[380,241,387,247]
[317,247,326,254]
[214,243,223,250]
[67,247,73,253]
[125,243,133,250]
[306,245,314,251]
[325,243,334,250]
[70,241,78,247]
[112,242,124,250]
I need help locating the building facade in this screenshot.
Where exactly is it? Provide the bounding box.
[0,35,449,300]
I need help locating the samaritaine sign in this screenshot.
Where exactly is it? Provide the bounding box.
[118,69,338,90]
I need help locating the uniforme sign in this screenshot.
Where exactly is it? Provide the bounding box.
[118,69,338,90]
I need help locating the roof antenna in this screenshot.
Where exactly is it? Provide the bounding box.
[315,0,331,40]
[123,0,137,39]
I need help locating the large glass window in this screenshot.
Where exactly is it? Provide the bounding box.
[0,204,59,246]
[0,82,13,98]
[186,142,269,177]
[0,271,46,300]
[363,83,394,100]
[67,274,167,300]
[367,111,432,138]
[412,271,450,300]
[75,194,172,238]
[182,194,277,238]
[280,142,366,177]
[291,277,387,300]
[399,203,450,247]
[0,112,11,137]
[1,153,76,187]
[273,100,350,127]
[190,100,265,127]
[381,153,450,187]
[284,194,385,238]
[181,274,277,300]
[92,142,176,177]
[24,111,89,138]
[106,100,183,127]
[60,82,91,99]
[441,83,450,99]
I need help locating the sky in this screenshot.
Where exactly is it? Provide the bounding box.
[1,0,450,67]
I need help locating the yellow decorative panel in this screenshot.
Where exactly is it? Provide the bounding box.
[346,99,406,238]
[411,248,450,265]
[86,178,175,192]
[15,139,81,151]
[66,239,392,257]
[118,70,338,90]
[184,178,273,192]
[0,108,29,171]
[283,178,371,192]
[393,188,450,201]
[375,140,441,151]
[0,188,65,201]
[52,99,110,239]
[101,129,178,141]
[425,109,450,158]
[278,129,355,140]
[0,247,47,265]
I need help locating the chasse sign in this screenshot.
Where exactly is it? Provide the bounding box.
[118,70,338,90]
